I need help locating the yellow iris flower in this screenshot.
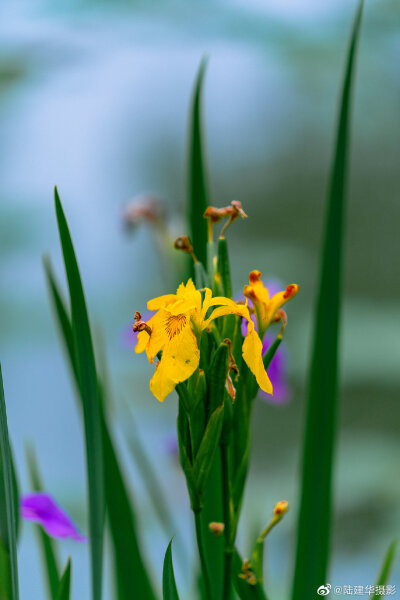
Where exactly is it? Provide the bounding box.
[243,271,299,339]
[135,279,272,402]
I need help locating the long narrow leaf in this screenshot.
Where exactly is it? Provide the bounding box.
[0,365,19,600]
[26,446,60,600]
[292,3,364,598]
[54,189,104,600]
[43,255,156,600]
[162,540,180,600]
[371,541,397,599]
[56,559,71,600]
[187,58,209,268]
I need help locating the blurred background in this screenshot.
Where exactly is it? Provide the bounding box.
[0,0,399,597]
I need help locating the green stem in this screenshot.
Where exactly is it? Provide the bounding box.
[194,509,213,600]
[220,443,232,600]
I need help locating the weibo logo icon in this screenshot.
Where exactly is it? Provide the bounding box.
[317,584,331,596]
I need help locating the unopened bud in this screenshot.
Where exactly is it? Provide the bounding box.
[208,522,225,537]
[274,500,288,516]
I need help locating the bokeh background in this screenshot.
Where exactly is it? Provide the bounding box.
[0,0,399,597]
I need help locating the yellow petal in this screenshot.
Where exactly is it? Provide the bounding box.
[267,284,299,323]
[145,310,171,363]
[203,302,251,329]
[150,362,176,402]
[135,330,149,354]
[242,322,273,395]
[149,322,200,402]
[147,294,177,311]
[244,270,270,305]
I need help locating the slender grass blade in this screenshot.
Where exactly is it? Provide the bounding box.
[26,446,60,600]
[187,58,209,268]
[43,256,156,600]
[54,189,104,600]
[292,3,364,598]
[371,541,397,598]
[162,540,180,600]
[56,559,71,600]
[0,365,19,600]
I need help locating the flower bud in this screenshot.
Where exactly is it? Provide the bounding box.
[208,522,225,537]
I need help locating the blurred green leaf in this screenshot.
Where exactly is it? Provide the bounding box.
[194,405,224,493]
[371,541,397,598]
[0,365,19,600]
[0,537,11,599]
[44,249,156,600]
[56,559,71,600]
[0,445,20,552]
[292,3,364,598]
[26,446,60,600]
[54,188,104,600]
[187,57,209,268]
[162,540,180,600]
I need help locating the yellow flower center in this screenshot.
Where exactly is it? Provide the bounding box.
[165,314,187,340]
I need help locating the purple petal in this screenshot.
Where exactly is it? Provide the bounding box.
[21,493,86,541]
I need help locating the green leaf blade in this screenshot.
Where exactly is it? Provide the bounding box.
[292,3,364,598]
[371,541,397,598]
[56,559,71,600]
[162,540,180,600]
[54,189,104,600]
[0,365,19,600]
[188,58,209,268]
[44,251,156,600]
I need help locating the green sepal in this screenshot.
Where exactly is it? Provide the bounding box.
[193,405,224,495]
[206,241,215,282]
[194,261,210,290]
[217,237,232,298]
[208,342,229,414]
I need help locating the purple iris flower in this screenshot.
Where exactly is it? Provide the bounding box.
[238,280,291,404]
[21,492,86,541]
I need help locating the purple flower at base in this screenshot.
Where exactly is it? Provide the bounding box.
[21,493,86,541]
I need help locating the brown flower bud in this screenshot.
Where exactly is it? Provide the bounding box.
[123,194,165,230]
[208,522,225,537]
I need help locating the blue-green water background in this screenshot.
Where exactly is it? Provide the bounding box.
[0,0,399,597]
